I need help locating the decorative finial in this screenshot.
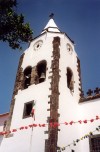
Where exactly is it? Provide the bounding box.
[49,13,54,19]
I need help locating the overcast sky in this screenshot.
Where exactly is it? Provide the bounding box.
[0,0,100,113]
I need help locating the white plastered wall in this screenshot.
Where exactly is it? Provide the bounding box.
[0,32,100,152]
[57,35,100,152]
[0,32,62,152]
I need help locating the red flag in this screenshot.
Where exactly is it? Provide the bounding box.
[31,108,35,120]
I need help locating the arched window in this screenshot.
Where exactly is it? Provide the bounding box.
[24,66,32,89]
[67,67,74,92]
[36,60,47,83]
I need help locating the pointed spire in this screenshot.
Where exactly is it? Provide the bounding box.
[42,13,60,33]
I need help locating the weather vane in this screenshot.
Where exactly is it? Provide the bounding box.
[49,13,54,18]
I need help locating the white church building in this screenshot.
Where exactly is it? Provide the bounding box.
[0,15,100,152]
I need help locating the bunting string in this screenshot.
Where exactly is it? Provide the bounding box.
[57,125,100,152]
[0,115,100,136]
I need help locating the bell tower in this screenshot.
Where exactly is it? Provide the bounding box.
[6,15,82,152]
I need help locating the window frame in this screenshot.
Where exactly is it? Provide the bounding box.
[23,100,34,119]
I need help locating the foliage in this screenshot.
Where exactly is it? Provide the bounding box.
[0,0,33,50]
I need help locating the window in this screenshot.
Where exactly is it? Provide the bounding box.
[67,67,74,92]
[89,134,100,152]
[36,60,47,83]
[24,66,32,89]
[67,43,73,54]
[23,101,34,118]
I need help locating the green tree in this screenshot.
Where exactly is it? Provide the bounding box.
[0,0,33,50]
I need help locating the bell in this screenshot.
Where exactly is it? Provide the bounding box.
[25,74,30,79]
[39,73,45,82]
[25,75,30,78]
[40,73,45,79]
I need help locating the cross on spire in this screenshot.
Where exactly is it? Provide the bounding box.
[49,13,54,19]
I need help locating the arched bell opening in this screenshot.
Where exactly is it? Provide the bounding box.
[37,60,47,83]
[67,67,74,92]
[24,66,32,89]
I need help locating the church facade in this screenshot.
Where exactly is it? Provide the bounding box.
[0,16,100,152]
